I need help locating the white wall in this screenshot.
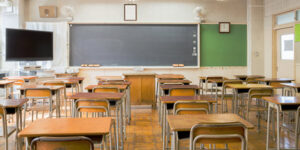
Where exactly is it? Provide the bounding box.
[25,0,247,24]
[1,0,25,71]
[247,0,264,75]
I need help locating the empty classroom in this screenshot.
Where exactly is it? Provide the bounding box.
[0,0,299,150]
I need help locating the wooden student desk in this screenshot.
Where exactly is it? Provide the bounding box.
[167,114,254,150]
[0,98,28,150]
[68,92,126,149]
[256,78,294,85]
[156,79,192,121]
[3,76,38,83]
[98,80,131,85]
[160,84,200,95]
[85,84,128,93]
[18,85,65,118]
[55,72,79,78]
[0,80,14,99]
[96,76,124,82]
[18,117,115,150]
[160,95,217,150]
[156,74,185,102]
[263,96,300,150]
[234,75,265,81]
[55,77,84,92]
[158,79,191,85]
[96,81,132,124]
[156,74,185,80]
[226,84,272,114]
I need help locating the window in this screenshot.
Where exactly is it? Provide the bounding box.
[297,10,300,21]
[280,34,294,60]
[276,12,295,25]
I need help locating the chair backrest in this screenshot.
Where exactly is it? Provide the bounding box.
[170,88,196,96]
[31,136,94,150]
[222,80,243,90]
[93,87,119,93]
[76,99,110,115]
[25,88,52,99]
[248,88,273,99]
[245,77,261,84]
[190,123,246,150]
[162,82,184,85]
[43,80,65,87]
[101,81,126,85]
[173,101,209,115]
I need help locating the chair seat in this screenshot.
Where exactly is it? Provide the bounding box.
[28,104,56,111]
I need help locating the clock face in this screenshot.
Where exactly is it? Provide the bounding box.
[219,22,230,33]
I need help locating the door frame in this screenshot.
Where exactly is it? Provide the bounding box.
[272,8,300,78]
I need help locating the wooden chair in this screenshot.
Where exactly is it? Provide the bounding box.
[75,99,110,150]
[205,76,223,95]
[23,88,55,127]
[221,80,243,113]
[169,88,197,96]
[43,81,69,117]
[189,123,247,150]
[76,99,110,117]
[30,136,94,150]
[173,101,210,115]
[246,88,273,132]
[170,101,210,149]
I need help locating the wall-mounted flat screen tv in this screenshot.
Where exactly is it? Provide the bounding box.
[6,28,53,61]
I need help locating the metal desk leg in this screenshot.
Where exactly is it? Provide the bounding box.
[119,101,124,150]
[162,103,166,150]
[15,108,20,150]
[122,97,126,139]
[232,89,237,113]
[276,104,280,150]
[115,105,119,150]
[266,104,271,150]
[171,131,176,150]
[56,90,61,118]
[5,85,8,99]
[126,86,131,124]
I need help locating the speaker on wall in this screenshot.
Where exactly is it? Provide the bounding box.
[39,6,57,18]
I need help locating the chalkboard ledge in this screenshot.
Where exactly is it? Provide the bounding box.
[74,66,200,70]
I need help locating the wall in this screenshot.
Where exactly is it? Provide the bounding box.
[1,0,25,71]
[22,0,248,86]
[247,0,264,75]
[264,0,300,79]
[25,0,247,24]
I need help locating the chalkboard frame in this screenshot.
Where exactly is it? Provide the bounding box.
[67,23,200,68]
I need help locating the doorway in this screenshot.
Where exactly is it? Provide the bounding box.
[276,28,295,78]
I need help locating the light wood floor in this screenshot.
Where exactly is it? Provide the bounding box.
[0,102,299,150]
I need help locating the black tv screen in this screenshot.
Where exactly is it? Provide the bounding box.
[6,28,53,61]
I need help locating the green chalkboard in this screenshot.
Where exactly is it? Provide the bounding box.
[200,24,247,66]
